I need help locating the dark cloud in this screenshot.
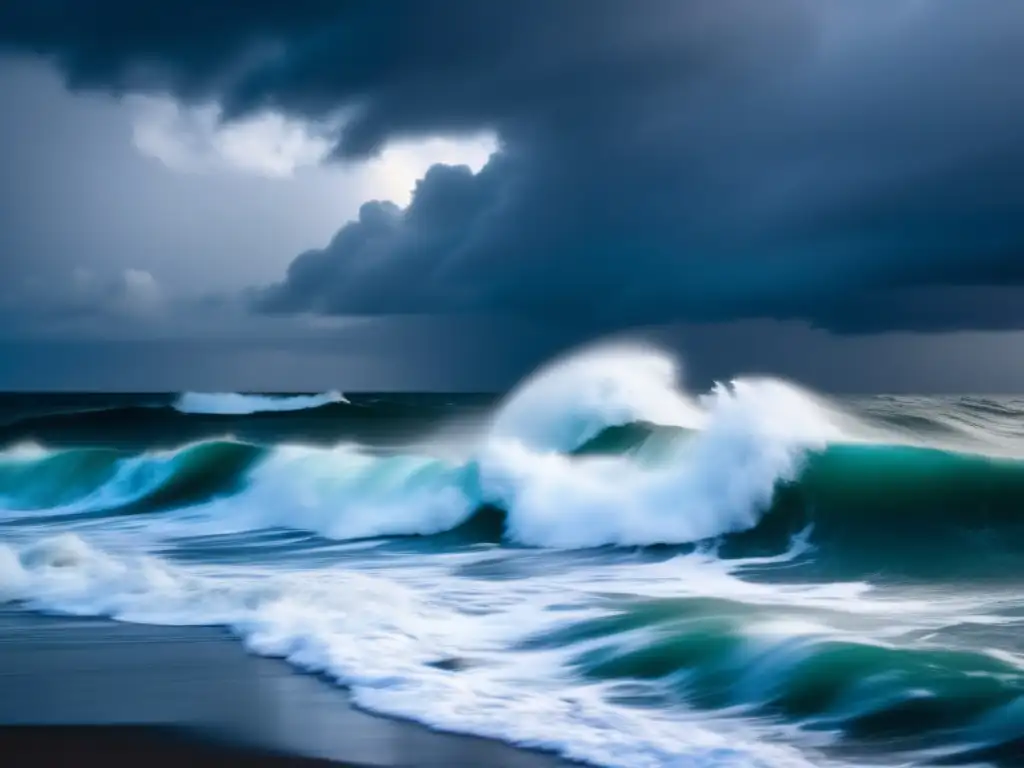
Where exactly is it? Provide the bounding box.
[3,1,1024,333]
[0,59,379,315]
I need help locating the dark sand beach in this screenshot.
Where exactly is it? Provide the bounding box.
[0,608,570,767]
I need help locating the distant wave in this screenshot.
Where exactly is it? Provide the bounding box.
[173,391,349,415]
[0,394,433,452]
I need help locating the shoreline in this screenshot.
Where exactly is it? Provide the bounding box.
[0,607,573,768]
[0,725,347,767]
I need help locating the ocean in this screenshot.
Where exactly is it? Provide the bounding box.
[1,344,1022,768]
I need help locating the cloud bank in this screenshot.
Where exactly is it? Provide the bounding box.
[3,1,1024,333]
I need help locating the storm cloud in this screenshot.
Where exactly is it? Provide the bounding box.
[3,0,1024,333]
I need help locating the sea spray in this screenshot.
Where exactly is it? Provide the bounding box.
[487,343,704,452]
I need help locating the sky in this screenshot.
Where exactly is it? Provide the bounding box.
[1,0,1023,392]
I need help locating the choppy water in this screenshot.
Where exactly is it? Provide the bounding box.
[1,344,1023,767]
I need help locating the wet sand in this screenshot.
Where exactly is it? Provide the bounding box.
[0,608,571,767]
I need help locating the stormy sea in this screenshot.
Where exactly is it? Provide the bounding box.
[2,344,1023,768]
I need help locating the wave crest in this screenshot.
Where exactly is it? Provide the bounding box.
[487,343,704,453]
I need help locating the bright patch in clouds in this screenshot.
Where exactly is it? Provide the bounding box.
[355,134,497,206]
[129,96,498,202]
[130,96,332,177]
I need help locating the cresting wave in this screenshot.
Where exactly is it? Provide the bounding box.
[3,345,1024,572]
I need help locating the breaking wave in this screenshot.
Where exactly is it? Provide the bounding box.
[2,344,1023,575]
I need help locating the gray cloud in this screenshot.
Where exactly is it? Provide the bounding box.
[0,58,399,304]
[2,1,1024,334]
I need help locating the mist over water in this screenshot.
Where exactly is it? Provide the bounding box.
[2,343,1023,768]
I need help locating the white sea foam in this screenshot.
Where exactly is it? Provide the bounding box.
[2,529,991,767]
[0,441,50,462]
[173,391,348,415]
[478,376,841,548]
[479,346,843,547]
[0,533,829,768]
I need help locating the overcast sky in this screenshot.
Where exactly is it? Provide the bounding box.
[1,1,1023,392]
